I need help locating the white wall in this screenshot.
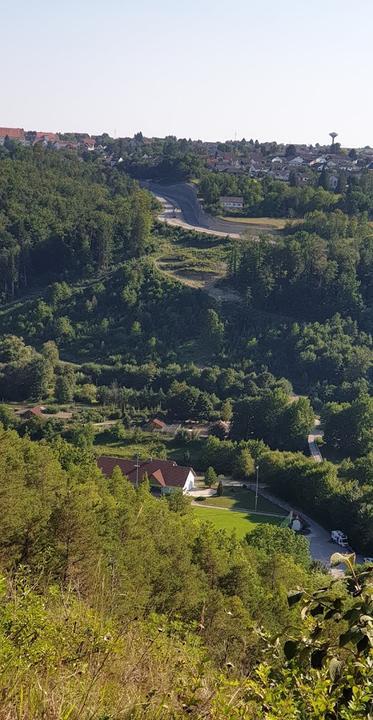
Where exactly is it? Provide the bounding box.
[183,470,195,493]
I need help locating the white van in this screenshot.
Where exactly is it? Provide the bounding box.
[331,530,349,547]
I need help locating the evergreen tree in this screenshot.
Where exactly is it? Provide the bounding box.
[204,466,217,487]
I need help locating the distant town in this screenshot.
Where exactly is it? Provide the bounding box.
[2,127,373,189]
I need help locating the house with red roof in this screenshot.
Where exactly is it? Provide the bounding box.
[148,418,167,432]
[0,128,26,145]
[19,406,46,420]
[97,456,196,494]
[33,131,60,145]
[81,138,95,151]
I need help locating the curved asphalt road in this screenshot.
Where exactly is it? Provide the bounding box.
[145,181,251,235]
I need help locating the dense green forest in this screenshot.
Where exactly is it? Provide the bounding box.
[0,144,372,716]
[199,171,373,217]
[0,144,152,300]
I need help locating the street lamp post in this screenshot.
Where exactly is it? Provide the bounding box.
[135,454,139,489]
[255,465,259,512]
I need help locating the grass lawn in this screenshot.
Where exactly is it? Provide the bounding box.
[94,430,206,470]
[193,506,283,538]
[195,487,285,516]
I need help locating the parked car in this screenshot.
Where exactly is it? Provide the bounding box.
[331,530,349,547]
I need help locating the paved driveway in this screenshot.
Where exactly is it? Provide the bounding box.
[226,482,362,571]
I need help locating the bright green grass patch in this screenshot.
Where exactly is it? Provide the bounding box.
[193,506,282,538]
[196,488,285,515]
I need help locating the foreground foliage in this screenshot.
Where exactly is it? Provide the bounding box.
[0,428,371,718]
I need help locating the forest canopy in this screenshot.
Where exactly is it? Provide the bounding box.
[0,145,152,300]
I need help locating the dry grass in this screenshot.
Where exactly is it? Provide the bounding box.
[0,582,215,720]
[219,216,288,229]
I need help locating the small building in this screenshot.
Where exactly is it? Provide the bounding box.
[19,406,46,420]
[97,456,196,494]
[148,418,167,432]
[289,156,305,166]
[33,131,60,144]
[81,138,96,151]
[220,196,244,211]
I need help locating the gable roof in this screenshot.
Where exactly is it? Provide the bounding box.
[20,406,45,419]
[97,456,195,488]
[96,456,134,478]
[149,418,166,428]
[35,131,59,142]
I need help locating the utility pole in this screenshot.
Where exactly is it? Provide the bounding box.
[135,454,139,489]
[255,465,259,512]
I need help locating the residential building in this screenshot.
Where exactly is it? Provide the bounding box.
[81,137,96,151]
[34,131,59,144]
[97,456,196,494]
[0,127,25,145]
[148,418,167,431]
[19,406,46,420]
[220,196,244,211]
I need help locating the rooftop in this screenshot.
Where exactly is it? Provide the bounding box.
[97,456,195,488]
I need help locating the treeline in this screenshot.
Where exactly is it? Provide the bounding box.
[0,145,152,300]
[0,260,212,362]
[222,309,372,404]
[200,172,338,216]
[0,333,315,451]
[0,427,316,664]
[230,211,372,321]
[199,171,373,217]
[1,256,370,403]
[322,394,372,457]
[196,433,373,553]
[258,445,373,553]
[196,433,373,552]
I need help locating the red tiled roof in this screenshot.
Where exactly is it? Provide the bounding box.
[20,406,45,418]
[150,418,166,428]
[97,456,194,488]
[148,468,166,487]
[35,132,59,142]
[97,456,134,477]
[0,127,25,140]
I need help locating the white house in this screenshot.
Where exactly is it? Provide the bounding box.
[97,456,196,494]
[220,195,244,210]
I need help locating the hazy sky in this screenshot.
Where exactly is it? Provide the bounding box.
[1,0,372,146]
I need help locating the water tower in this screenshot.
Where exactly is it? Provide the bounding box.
[329,132,338,146]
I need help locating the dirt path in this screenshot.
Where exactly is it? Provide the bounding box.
[308,418,324,462]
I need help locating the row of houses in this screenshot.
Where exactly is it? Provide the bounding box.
[205,150,366,181]
[0,127,96,151]
[15,409,197,494]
